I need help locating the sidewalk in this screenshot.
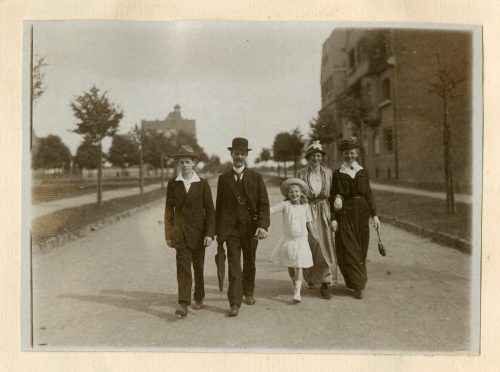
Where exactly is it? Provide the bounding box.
[370,182,472,204]
[31,182,163,220]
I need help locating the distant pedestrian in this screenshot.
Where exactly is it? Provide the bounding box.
[269,178,316,304]
[215,138,270,317]
[164,145,215,318]
[298,141,338,299]
[331,137,380,299]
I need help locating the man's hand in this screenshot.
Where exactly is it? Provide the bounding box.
[255,228,268,240]
[204,236,213,247]
[330,220,338,233]
[166,240,174,248]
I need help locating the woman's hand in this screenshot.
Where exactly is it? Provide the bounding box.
[311,231,320,242]
[333,196,343,211]
[330,220,338,233]
[204,236,213,247]
[373,216,381,230]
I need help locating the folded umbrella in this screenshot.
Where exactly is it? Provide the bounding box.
[215,241,226,297]
[376,227,386,257]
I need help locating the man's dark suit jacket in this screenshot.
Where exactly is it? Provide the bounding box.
[215,168,270,241]
[164,177,215,249]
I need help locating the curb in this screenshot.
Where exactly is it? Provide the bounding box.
[379,214,471,254]
[35,196,164,254]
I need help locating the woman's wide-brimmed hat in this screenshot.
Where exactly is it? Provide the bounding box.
[338,137,359,151]
[305,140,327,158]
[280,178,309,198]
[228,137,252,152]
[169,145,199,159]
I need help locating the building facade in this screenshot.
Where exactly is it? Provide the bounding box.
[320,28,472,192]
[141,104,196,137]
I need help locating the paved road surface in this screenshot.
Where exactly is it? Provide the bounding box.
[32,179,473,352]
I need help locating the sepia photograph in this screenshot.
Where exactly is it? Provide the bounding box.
[21,20,482,353]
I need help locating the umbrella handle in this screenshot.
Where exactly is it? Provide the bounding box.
[375,226,382,243]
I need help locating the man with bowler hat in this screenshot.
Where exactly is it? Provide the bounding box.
[165,145,215,318]
[215,138,270,317]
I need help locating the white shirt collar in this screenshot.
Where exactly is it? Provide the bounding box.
[176,171,201,183]
[339,161,363,178]
[233,165,245,174]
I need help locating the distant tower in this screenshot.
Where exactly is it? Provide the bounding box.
[141,104,196,137]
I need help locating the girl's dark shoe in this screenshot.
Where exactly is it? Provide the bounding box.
[307,282,315,289]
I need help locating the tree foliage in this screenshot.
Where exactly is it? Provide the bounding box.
[309,108,336,144]
[272,128,304,162]
[71,85,124,145]
[32,55,48,104]
[74,140,100,170]
[32,135,71,170]
[108,134,139,168]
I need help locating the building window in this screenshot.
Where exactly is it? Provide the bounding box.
[387,168,392,178]
[383,128,393,153]
[375,168,379,179]
[373,130,381,155]
[382,78,391,101]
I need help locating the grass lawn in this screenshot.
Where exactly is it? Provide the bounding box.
[32,177,164,204]
[373,190,471,241]
[32,187,166,246]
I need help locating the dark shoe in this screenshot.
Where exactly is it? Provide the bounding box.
[320,283,333,299]
[307,282,315,289]
[243,295,256,305]
[175,304,188,318]
[228,305,239,317]
[354,290,364,299]
[291,299,301,305]
[192,301,203,310]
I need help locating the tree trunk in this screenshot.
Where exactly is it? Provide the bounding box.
[293,156,298,177]
[284,161,288,178]
[277,163,280,177]
[97,140,103,207]
[443,96,455,215]
[160,151,165,189]
[139,144,144,195]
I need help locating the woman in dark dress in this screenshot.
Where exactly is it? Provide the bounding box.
[330,137,381,299]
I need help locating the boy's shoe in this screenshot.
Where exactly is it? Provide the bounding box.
[175,304,188,318]
[192,301,203,310]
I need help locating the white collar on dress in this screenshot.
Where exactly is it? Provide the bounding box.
[176,171,201,183]
[339,161,363,179]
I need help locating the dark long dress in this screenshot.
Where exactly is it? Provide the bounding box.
[331,167,377,291]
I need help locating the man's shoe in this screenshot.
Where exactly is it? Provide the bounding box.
[320,283,333,299]
[192,301,203,310]
[228,305,239,317]
[243,295,256,305]
[175,304,188,318]
[354,290,364,299]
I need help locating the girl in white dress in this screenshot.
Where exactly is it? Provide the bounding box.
[270,178,318,304]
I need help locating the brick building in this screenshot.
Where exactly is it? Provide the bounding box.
[320,28,472,192]
[141,104,196,137]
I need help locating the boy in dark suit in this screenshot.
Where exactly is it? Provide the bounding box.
[165,145,215,318]
[215,138,270,317]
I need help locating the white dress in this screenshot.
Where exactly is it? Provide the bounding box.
[270,201,314,268]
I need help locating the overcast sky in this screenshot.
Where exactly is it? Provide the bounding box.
[32,20,334,164]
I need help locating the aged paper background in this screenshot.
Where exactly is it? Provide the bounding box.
[0,0,497,371]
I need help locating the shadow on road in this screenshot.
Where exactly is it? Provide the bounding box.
[59,289,180,323]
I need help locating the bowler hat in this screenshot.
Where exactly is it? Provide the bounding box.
[280,178,309,198]
[305,140,327,158]
[169,145,199,159]
[228,137,252,152]
[338,137,359,151]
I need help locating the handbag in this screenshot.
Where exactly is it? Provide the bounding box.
[376,227,386,256]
